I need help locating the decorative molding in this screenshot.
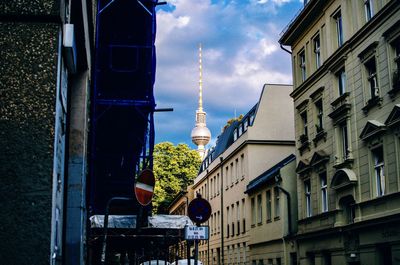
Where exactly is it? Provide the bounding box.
[309,86,325,100]
[360,120,386,141]
[358,41,379,63]
[385,104,400,128]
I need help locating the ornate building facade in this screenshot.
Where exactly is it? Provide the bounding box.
[279,0,400,264]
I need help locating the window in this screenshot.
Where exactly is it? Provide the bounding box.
[251,198,256,225]
[339,122,350,162]
[240,154,245,178]
[320,172,328,213]
[276,258,282,265]
[230,162,234,185]
[313,34,321,69]
[305,179,312,217]
[394,40,400,71]
[334,10,343,47]
[299,50,307,81]
[315,99,324,133]
[231,203,235,236]
[235,158,239,182]
[337,68,346,96]
[274,187,280,218]
[266,190,272,221]
[364,0,374,22]
[236,201,240,235]
[227,206,230,237]
[225,166,229,188]
[373,146,385,197]
[242,199,246,233]
[300,111,308,142]
[257,194,262,224]
[218,211,220,233]
[365,57,379,99]
[210,178,213,197]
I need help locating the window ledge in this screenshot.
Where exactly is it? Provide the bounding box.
[362,96,382,114]
[274,216,280,221]
[333,158,354,169]
[313,130,327,146]
[298,140,310,155]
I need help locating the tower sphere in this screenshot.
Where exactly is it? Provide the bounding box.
[191,125,211,146]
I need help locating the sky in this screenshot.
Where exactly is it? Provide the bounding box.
[153,0,303,149]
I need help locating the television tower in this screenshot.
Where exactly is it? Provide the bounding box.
[191,43,211,160]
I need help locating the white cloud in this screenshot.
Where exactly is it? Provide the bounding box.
[154,0,301,145]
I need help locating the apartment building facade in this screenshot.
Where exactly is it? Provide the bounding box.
[244,154,297,265]
[280,0,400,264]
[191,84,295,265]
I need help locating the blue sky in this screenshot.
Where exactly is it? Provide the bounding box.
[154,0,303,149]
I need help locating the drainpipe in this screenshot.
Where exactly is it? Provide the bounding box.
[280,44,292,55]
[206,169,210,265]
[275,176,292,236]
[219,157,224,265]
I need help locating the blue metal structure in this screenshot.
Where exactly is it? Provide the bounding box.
[90,0,157,217]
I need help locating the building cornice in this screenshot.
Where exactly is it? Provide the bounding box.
[290,0,400,100]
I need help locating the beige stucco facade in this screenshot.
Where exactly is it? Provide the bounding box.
[245,154,297,265]
[188,84,296,265]
[280,0,400,264]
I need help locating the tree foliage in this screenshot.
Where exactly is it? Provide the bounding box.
[222,114,243,131]
[152,142,201,214]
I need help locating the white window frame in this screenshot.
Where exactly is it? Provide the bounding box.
[257,194,262,224]
[251,198,256,225]
[314,34,321,68]
[338,68,346,96]
[299,50,307,81]
[365,57,379,99]
[266,190,272,221]
[305,180,312,217]
[373,146,385,197]
[274,187,280,218]
[364,0,374,22]
[340,122,349,161]
[320,172,328,213]
[334,11,344,47]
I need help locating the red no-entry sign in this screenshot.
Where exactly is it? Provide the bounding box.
[134,169,155,206]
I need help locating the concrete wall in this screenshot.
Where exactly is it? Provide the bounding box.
[0,20,59,264]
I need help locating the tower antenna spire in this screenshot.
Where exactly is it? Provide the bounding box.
[191,43,211,160]
[198,43,203,111]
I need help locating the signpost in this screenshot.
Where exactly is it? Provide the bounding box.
[134,169,155,206]
[185,226,209,240]
[187,194,211,265]
[188,196,211,225]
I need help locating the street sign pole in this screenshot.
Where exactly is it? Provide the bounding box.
[194,238,198,265]
[187,193,211,265]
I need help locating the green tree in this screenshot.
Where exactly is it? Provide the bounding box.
[152,142,201,214]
